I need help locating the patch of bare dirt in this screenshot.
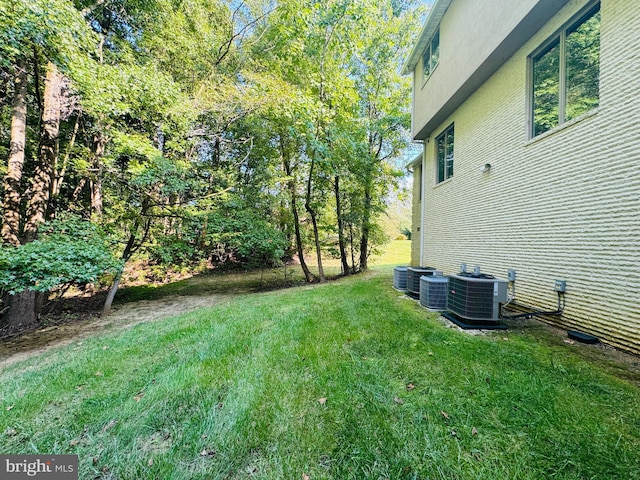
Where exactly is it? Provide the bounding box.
[0,292,229,370]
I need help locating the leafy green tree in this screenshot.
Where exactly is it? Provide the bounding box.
[252,0,421,274]
[0,0,97,323]
[0,215,121,315]
[0,0,425,327]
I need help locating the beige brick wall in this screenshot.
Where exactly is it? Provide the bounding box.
[417,0,640,353]
[411,163,422,266]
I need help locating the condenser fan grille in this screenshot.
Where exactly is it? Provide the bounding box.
[448,277,495,319]
[406,267,441,295]
[446,274,508,322]
[393,267,408,291]
[420,276,448,310]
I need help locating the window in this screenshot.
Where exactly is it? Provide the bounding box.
[531,3,600,137]
[436,124,454,183]
[422,29,440,81]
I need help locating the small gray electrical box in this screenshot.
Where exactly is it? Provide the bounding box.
[507,269,516,282]
[554,280,567,293]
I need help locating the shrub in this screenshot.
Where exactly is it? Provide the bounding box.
[0,216,122,295]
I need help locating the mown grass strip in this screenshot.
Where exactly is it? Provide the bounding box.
[1,271,639,480]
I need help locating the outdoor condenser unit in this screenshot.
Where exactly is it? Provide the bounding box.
[393,266,408,291]
[446,273,508,322]
[406,267,442,297]
[419,274,449,311]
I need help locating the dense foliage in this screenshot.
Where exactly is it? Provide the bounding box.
[0,0,424,323]
[0,216,121,294]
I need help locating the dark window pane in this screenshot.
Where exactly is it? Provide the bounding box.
[431,30,440,70]
[533,40,560,136]
[445,127,454,179]
[566,8,600,120]
[423,46,431,78]
[436,125,454,183]
[437,134,445,183]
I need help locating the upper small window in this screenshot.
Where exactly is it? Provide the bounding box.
[531,3,600,137]
[423,29,440,81]
[436,124,454,184]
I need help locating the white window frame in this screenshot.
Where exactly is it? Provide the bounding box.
[528,1,600,138]
[435,123,454,184]
[422,28,440,84]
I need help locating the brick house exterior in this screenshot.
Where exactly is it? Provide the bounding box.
[403,0,640,353]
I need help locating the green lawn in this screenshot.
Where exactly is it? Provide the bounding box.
[1,245,639,479]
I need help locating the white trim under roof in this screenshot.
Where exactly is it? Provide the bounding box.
[401,0,453,76]
[406,151,423,170]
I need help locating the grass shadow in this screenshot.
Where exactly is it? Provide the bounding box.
[114,264,344,304]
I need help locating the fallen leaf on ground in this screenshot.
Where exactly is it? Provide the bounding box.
[564,339,576,345]
[440,410,450,420]
[102,419,118,432]
[406,383,416,391]
[451,429,457,437]
[472,427,478,436]
[6,405,14,411]
[134,394,144,402]
[303,474,310,480]
[95,371,103,377]
[102,345,109,350]
[148,459,154,467]
[318,398,327,405]
[394,396,404,405]
[428,351,434,356]
[200,448,216,457]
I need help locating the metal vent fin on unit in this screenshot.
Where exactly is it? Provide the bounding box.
[406,267,442,296]
[446,273,508,322]
[419,275,448,311]
[393,266,408,291]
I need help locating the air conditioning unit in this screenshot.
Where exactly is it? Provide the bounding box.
[419,275,449,311]
[406,267,442,297]
[446,272,508,323]
[393,266,408,291]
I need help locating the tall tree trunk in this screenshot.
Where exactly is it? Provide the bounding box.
[305,156,325,282]
[1,58,28,247]
[334,175,350,275]
[52,111,81,199]
[359,172,373,272]
[90,131,106,220]
[101,273,122,317]
[102,198,151,316]
[349,223,356,270]
[24,62,63,242]
[88,37,106,220]
[282,149,315,283]
[290,182,315,282]
[3,60,58,326]
[2,291,39,326]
